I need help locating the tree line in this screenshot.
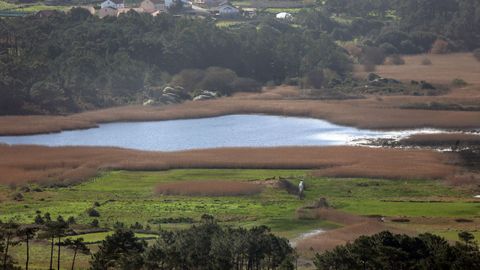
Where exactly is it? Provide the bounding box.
[3,214,480,270]
[321,0,480,52]
[1,214,295,270]
[0,8,350,115]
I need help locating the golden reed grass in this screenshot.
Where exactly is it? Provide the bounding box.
[154,181,263,196]
[0,145,456,185]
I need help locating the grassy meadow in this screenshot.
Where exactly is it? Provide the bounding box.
[1,168,478,268]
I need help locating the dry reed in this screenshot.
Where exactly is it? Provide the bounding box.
[0,145,456,185]
[155,181,263,196]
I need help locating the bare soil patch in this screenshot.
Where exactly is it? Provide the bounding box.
[154,181,263,196]
[295,208,413,255]
[0,145,455,185]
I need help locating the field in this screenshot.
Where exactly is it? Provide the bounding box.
[1,168,479,268]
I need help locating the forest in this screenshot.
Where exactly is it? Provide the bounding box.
[0,0,478,114]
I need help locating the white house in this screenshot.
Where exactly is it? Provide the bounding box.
[213,4,239,17]
[100,0,124,9]
[276,12,293,20]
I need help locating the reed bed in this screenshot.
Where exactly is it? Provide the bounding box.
[0,145,456,185]
[154,181,263,196]
[401,133,480,146]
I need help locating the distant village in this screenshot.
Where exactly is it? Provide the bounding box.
[94,0,243,18]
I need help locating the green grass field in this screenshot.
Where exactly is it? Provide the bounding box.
[1,169,478,269]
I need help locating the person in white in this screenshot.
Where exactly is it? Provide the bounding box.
[298,180,304,199]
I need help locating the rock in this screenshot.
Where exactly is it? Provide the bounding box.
[143,99,155,106]
[367,73,381,81]
[420,81,436,90]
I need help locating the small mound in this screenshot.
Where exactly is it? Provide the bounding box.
[154,181,263,196]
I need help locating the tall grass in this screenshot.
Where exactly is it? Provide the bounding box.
[155,181,263,196]
[0,145,455,185]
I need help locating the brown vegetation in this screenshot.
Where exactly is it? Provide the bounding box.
[355,53,480,85]
[400,133,480,147]
[0,145,456,185]
[295,208,412,255]
[154,181,263,196]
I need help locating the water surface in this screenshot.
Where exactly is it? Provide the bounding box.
[0,114,432,151]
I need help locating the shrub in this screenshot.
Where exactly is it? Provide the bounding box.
[452,78,467,87]
[363,62,376,72]
[91,219,99,227]
[473,48,480,61]
[12,192,24,201]
[361,46,385,65]
[302,69,324,89]
[421,57,432,65]
[375,30,410,49]
[67,216,76,224]
[431,39,449,54]
[230,77,261,92]
[93,201,101,207]
[400,40,419,54]
[410,31,438,52]
[379,42,398,55]
[386,54,405,65]
[87,208,100,217]
[197,67,237,95]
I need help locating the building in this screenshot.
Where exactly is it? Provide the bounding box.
[275,12,293,20]
[140,0,165,12]
[212,4,239,17]
[100,0,125,9]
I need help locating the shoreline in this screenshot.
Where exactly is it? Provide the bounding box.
[1,91,480,136]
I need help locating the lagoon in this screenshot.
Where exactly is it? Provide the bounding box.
[0,114,431,151]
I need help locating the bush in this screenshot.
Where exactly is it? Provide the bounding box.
[386,54,405,65]
[363,62,376,72]
[421,57,432,65]
[375,30,410,49]
[230,77,262,92]
[361,46,385,65]
[379,42,398,55]
[91,219,99,228]
[12,192,24,201]
[452,78,468,87]
[431,39,449,54]
[473,49,480,61]
[302,69,324,89]
[87,208,100,217]
[400,40,419,54]
[197,67,237,95]
[410,31,438,52]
